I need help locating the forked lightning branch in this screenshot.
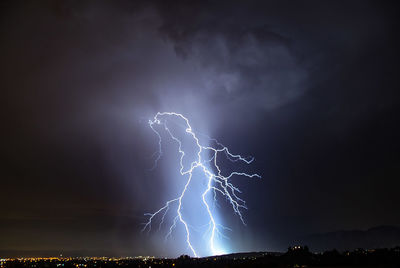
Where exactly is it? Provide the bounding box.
[142,112,260,257]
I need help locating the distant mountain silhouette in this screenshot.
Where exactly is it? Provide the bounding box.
[202,251,282,259]
[300,225,400,252]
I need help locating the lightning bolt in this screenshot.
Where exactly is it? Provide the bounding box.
[142,112,261,257]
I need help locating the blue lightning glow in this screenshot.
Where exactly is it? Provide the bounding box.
[142,112,261,257]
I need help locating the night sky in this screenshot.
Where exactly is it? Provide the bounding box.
[1,0,400,258]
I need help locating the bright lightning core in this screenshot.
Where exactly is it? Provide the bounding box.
[143,112,261,257]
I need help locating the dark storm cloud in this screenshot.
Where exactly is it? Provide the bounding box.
[1,0,400,257]
[157,2,308,111]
